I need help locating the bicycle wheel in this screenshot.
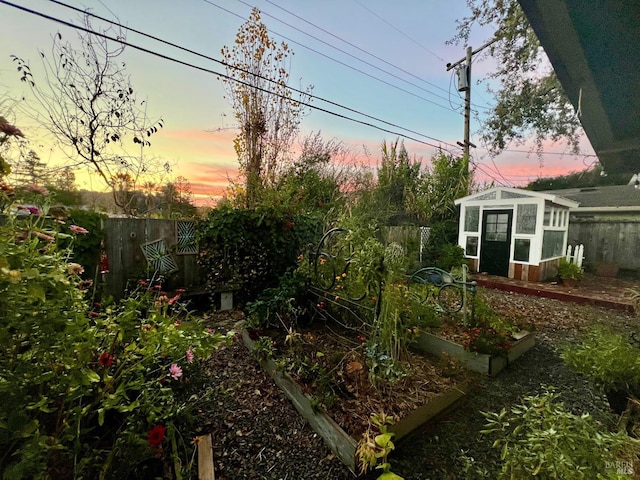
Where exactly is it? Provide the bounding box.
[438,284,463,313]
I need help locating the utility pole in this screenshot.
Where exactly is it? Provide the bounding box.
[446,38,499,159]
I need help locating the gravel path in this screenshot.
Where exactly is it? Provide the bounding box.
[198,289,640,479]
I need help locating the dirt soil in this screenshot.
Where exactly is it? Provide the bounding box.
[197,279,640,480]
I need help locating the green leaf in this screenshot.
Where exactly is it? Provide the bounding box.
[98,408,105,426]
[27,283,46,303]
[500,443,508,460]
[375,433,394,447]
[83,369,101,383]
[378,472,404,480]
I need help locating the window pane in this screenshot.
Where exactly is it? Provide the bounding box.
[516,204,537,234]
[542,230,565,259]
[465,206,480,232]
[465,236,478,256]
[543,206,551,226]
[514,238,530,262]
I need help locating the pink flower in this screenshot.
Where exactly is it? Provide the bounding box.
[169,363,182,380]
[186,349,194,363]
[69,224,89,235]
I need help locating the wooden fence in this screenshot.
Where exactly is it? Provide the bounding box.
[568,216,640,273]
[102,218,201,300]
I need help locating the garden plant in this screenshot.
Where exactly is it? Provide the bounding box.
[562,326,640,414]
[0,188,230,478]
[466,387,639,479]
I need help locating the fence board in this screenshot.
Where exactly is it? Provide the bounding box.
[102,218,200,300]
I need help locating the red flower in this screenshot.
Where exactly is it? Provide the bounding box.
[98,352,114,367]
[147,425,166,447]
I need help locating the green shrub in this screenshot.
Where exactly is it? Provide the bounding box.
[246,269,310,329]
[557,257,584,280]
[0,207,229,478]
[562,326,640,393]
[479,387,638,479]
[197,205,322,305]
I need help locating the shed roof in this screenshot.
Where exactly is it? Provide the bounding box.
[542,185,640,209]
[455,186,579,208]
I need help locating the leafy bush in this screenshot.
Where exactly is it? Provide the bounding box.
[562,326,640,394]
[60,208,107,280]
[246,269,310,329]
[0,207,229,478]
[557,257,584,280]
[479,387,638,479]
[422,220,464,269]
[197,205,322,305]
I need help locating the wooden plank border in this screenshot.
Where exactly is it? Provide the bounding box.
[413,330,536,376]
[197,434,215,480]
[242,330,468,473]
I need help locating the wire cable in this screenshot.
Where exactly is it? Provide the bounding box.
[352,0,447,64]
[202,0,460,114]
[1,0,458,151]
[263,0,453,97]
[46,0,459,149]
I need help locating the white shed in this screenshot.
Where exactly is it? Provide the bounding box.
[454,187,579,282]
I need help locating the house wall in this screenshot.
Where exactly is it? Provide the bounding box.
[567,213,640,273]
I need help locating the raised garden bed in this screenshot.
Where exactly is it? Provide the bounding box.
[413,330,536,376]
[242,329,468,474]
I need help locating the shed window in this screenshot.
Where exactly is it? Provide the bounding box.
[465,236,478,256]
[542,230,565,259]
[516,204,537,234]
[464,206,480,232]
[543,205,551,226]
[514,238,531,262]
[485,213,509,242]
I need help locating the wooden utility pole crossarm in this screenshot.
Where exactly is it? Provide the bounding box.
[446,38,499,159]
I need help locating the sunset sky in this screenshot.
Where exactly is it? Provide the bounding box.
[0,0,596,206]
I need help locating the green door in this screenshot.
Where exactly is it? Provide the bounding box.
[479,210,512,277]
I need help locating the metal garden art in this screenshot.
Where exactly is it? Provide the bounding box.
[308,228,477,337]
[306,227,532,376]
[308,228,383,331]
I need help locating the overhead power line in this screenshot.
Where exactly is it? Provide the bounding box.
[202,0,460,114]
[1,0,459,152]
[48,0,458,150]
[352,0,447,64]
[263,0,453,98]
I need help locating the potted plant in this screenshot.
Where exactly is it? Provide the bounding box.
[557,258,584,286]
[562,327,640,414]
